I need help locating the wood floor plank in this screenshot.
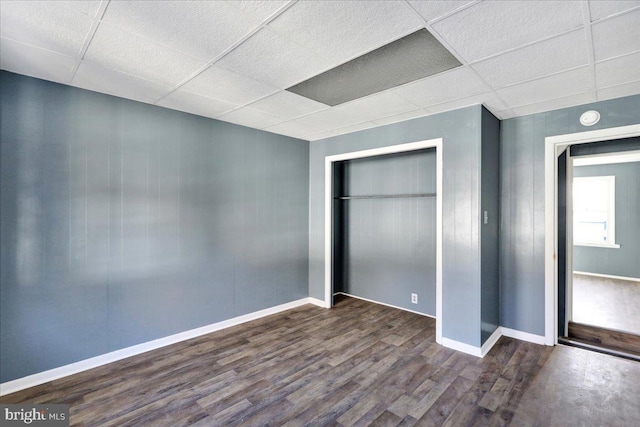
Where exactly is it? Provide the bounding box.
[2,295,639,426]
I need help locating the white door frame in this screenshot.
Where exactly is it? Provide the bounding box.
[544,124,640,345]
[325,138,444,343]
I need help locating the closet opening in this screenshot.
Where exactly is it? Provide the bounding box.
[324,139,443,343]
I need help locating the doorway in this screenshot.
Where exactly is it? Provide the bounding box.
[557,136,640,356]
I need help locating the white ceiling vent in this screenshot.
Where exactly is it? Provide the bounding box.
[286,29,462,106]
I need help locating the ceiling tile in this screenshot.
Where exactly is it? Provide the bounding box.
[0,0,95,57]
[247,91,329,120]
[285,107,367,135]
[511,92,596,116]
[84,22,206,87]
[493,109,518,120]
[595,51,640,88]
[371,109,431,126]
[268,1,423,64]
[589,1,640,22]
[216,27,335,88]
[0,37,78,84]
[265,119,322,139]
[597,80,640,101]
[72,62,172,103]
[228,0,290,22]
[592,8,640,61]
[57,1,103,18]
[426,92,509,115]
[157,89,237,119]
[307,122,379,141]
[407,1,476,23]
[496,67,593,107]
[102,0,260,61]
[333,91,421,123]
[472,29,589,89]
[217,107,286,129]
[393,67,491,107]
[181,66,279,105]
[431,1,583,62]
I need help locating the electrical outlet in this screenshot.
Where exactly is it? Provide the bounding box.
[411,293,418,304]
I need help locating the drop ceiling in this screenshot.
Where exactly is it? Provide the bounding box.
[1,0,639,141]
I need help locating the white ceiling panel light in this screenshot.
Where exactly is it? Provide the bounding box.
[84,22,206,87]
[0,0,95,57]
[0,37,78,84]
[180,66,279,106]
[216,27,335,89]
[286,29,462,106]
[431,0,583,62]
[268,0,423,64]
[72,62,172,104]
[393,67,490,108]
[471,29,589,89]
[102,0,262,61]
[591,8,640,62]
[157,89,237,119]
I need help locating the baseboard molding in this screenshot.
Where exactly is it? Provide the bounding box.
[0,297,313,397]
[500,327,546,345]
[441,337,482,357]
[308,297,329,308]
[333,292,435,318]
[573,271,640,283]
[481,328,502,357]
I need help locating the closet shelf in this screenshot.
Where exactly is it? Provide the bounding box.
[334,193,436,200]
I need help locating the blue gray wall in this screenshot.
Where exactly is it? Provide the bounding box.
[337,150,437,315]
[310,105,485,347]
[480,108,500,344]
[500,94,640,336]
[0,71,309,383]
[573,162,640,279]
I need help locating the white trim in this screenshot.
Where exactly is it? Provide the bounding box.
[574,243,620,249]
[0,298,313,396]
[308,297,330,308]
[573,150,640,166]
[545,124,640,346]
[441,338,482,357]
[324,138,443,343]
[334,292,435,318]
[500,327,546,346]
[574,271,640,283]
[480,328,502,357]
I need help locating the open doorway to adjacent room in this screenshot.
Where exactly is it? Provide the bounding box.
[561,136,640,357]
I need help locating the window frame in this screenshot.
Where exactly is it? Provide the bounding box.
[572,175,619,248]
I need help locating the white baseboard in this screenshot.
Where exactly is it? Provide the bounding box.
[334,292,435,318]
[441,337,482,357]
[308,297,329,308]
[481,327,502,357]
[573,271,640,283]
[500,327,546,345]
[0,297,313,397]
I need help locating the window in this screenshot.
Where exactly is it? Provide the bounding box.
[573,176,618,247]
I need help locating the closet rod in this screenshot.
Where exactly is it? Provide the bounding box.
[334,193,436,200]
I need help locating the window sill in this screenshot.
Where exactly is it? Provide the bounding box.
[574,243,620,249]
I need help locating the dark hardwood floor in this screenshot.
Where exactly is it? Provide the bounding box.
[2,295,640,426]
